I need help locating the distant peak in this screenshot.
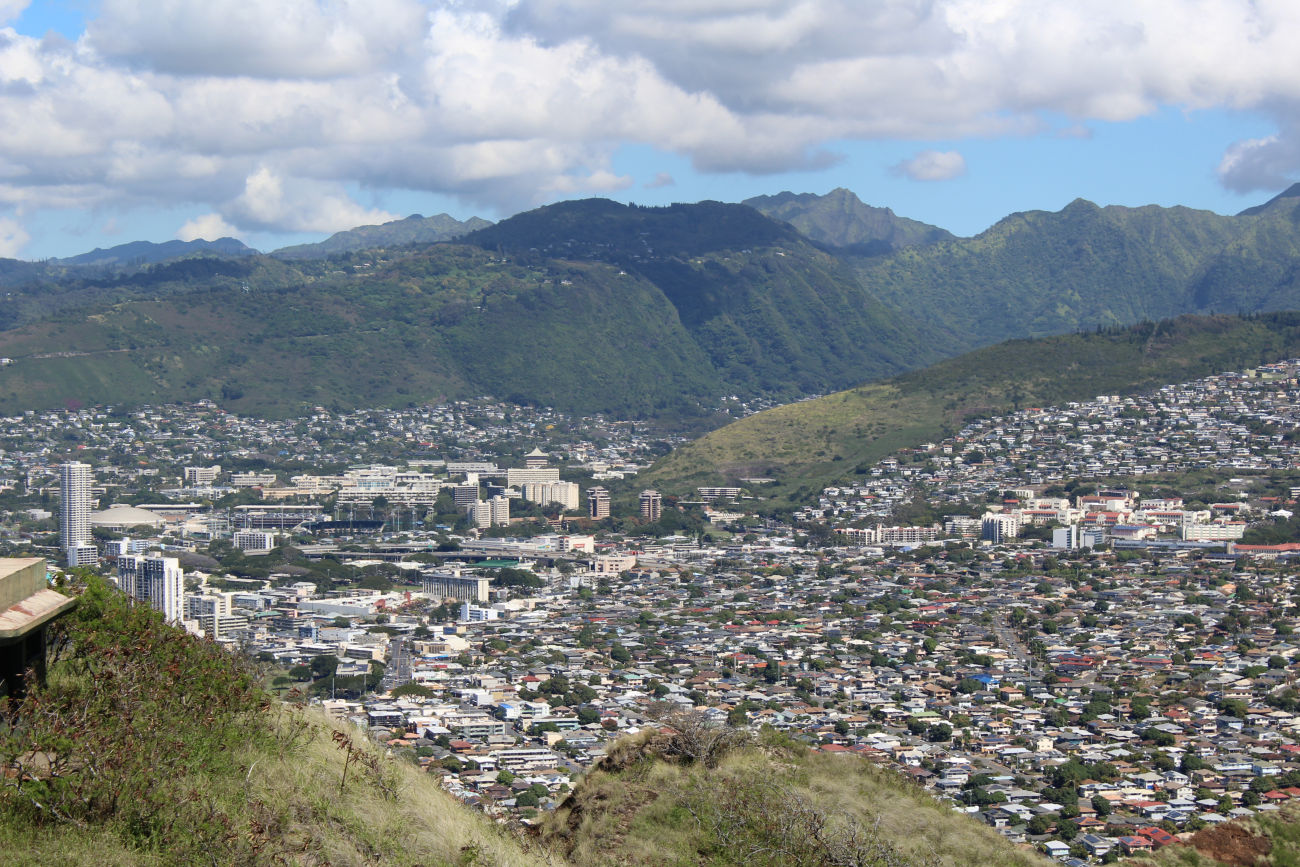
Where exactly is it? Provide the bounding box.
[1237,182,1300,217]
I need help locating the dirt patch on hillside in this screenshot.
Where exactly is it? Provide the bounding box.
[1184,822,1271,866]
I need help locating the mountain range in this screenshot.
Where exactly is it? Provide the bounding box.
[2,185,1300,428]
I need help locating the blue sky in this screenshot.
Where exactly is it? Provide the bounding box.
[2,1,1299,258]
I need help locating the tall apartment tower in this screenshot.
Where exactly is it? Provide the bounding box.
[60,461,97,567]
[117,555,185,624]
[639,490,662,522]
[587,486,610,520]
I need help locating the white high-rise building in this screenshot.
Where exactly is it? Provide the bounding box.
[60,461,96,567]
[117,555,185,624]
[522,481,580,511]
[471,496,510,528]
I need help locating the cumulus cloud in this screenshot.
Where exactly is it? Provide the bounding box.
[177,212,238,242]
[1217,112,1300,193]
[0,0,29,26]
[0,1,1298,239]
[86,0,427,78]
[0,215,29,257]
[891,150,967,182]
[225,167,398,234]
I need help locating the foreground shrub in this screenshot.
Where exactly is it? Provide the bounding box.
[0,574,279,862]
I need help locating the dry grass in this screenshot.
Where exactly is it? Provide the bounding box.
[244,705,563,867]
[541,733,1047,867]
[1,704,560,867]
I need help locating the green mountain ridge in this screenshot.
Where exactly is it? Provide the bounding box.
[0,200,931,418]
[641,312,1300,503]
[744,187,955,252]
[848,197,1300,355]
[5,187,1300,424]
[272,212,492,259]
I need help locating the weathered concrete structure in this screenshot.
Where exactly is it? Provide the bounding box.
[0,558,75,699]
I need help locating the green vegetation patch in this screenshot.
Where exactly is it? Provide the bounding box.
[644,313,1300,505]
[0,574,543,867]
[541,719,1045,867]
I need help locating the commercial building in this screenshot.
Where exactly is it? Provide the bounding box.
[184,465,222,485]
[422,572,490,603]
[588,487,610,520]
[452,482,481,511]
[117,554,185,624]
[522,480,580,511]
[60,461,96,568]
[230,472,277,487]
[639,490,662,522]
[506,467,560,488]
[232,529,276,553]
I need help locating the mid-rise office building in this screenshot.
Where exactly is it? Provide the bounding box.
[422,572,490,603]
[452,482,481,511]
[232,529,275,553]
[639,490,662,522]
[588,486,610,520]
[184,465,222,486]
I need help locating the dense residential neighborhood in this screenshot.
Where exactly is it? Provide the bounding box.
[7,363,1300,862]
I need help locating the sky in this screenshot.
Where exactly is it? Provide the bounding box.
[1,1,1299,259]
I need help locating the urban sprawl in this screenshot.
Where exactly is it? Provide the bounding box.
[10,363,1300,864]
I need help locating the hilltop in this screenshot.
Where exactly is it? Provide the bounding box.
[744,188,955,253]
[272,212,492,259]
[641,313,1300,503]
[541,720,1044,867]
[847,195,1300,354]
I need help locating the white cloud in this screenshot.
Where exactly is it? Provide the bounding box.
[892,150,967,182]
[225,167,398,234]
[0,215,28,257]
[0,1,1299,237]
[86,0,427,78]
[645,172,675,188]
[0,0,28,26]
[1217,109,1300,193]
[177,212,238,242]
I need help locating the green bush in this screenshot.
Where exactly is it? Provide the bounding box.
[0,574,275,862]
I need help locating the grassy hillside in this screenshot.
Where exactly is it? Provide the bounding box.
[0,247,725,417]
[540,720,1044,867]
[642,313,1300,503]
[0,574,547,867]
